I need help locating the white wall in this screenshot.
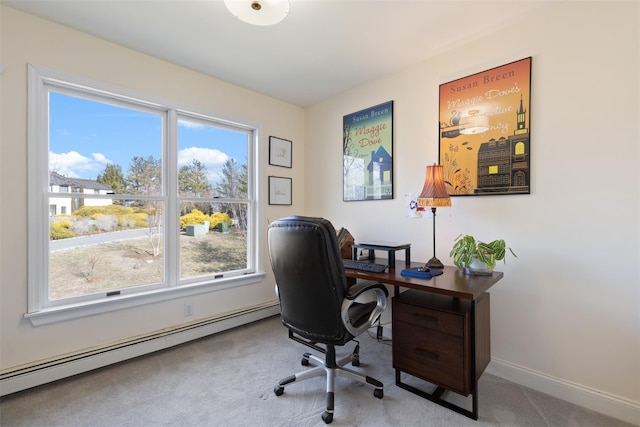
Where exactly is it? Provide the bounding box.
[0,6,304,369]
[305,1,639,423]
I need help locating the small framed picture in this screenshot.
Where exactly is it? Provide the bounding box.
[269,136,292,168]
[269,176,292,205]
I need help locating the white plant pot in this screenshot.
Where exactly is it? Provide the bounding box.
[464,257,493,276]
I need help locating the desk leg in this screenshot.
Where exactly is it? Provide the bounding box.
[395,373,479,420]
[394,299,480,420]
[470,299,479,419]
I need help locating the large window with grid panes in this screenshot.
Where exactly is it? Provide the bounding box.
[27,65,262,325]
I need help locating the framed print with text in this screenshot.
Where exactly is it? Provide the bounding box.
[268,176,292,205]
[439,57,531,196]
[269,136,292,168]
[343,101,394,201]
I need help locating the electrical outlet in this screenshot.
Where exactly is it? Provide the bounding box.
[184,303,193,317]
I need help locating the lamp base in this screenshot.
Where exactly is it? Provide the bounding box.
[425,256,444,269]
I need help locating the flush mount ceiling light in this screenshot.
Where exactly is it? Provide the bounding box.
[224,0,290,26]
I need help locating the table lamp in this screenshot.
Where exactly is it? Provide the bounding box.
[417,164,451,269]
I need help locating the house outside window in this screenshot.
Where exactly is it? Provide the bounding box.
[27,65,263,325]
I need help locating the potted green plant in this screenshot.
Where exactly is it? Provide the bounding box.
[450,234,516,275]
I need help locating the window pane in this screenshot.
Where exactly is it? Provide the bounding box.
[179,203,248,281]
[49,199,164,299]
[178,119,248,199]
[177,117,250,281]
[48,91,164,300]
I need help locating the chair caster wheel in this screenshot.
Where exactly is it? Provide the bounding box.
[301,353,311,366]
[351,356,360,367]
[374,388,383,399]
[274,385,284,396]
[322,411,333,424]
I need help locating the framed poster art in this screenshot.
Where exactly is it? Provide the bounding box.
[439,57,531,196]
[269,136,292,168]
[343,101,394,201]
[268,176,292,205]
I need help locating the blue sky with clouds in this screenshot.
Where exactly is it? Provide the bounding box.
[49,92,247,184]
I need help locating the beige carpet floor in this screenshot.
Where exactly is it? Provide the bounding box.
[0,315,634,427]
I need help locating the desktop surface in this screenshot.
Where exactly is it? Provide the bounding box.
[344,259,503,300]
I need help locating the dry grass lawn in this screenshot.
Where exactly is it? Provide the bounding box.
[49,230,246,299]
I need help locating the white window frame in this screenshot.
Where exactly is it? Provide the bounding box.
[26,64,265,326]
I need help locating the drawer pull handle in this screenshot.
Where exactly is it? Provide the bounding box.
[413,313,438,323]
[414,347,439,360]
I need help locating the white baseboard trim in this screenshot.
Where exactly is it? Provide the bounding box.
[0,303,280,397]
[486,357,640,426]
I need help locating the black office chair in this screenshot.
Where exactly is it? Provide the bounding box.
[268,216,388,424]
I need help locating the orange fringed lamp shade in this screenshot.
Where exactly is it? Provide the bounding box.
[417,164,451,208]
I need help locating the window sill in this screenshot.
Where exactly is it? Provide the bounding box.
[25,273,266,326]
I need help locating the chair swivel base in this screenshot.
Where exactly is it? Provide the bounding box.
[273,345,383,424]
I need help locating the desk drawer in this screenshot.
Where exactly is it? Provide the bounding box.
[393,319,467,394]
[393,300,464,337]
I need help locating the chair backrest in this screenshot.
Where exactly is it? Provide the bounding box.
[268,216,349,344]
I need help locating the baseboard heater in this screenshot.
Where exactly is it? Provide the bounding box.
[0,303,280,397]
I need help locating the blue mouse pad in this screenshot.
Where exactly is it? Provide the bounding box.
[400,267,444,279]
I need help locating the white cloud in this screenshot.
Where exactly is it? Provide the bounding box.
[178,120,207,130]
[92,152,109,164]
[49,151,111,178]
[178,147,231,184]
[178,147,230,166]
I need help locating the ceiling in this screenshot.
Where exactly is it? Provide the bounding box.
[4,0,552,107]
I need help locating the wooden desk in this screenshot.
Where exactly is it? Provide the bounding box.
[345,260,503,420]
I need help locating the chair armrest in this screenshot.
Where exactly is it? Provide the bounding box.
[345,280,389,300]
[341,281,388,337]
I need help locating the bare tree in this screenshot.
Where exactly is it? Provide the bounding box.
[125,156,162,256]
[214,159,248,240]
[145,202,162,257]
